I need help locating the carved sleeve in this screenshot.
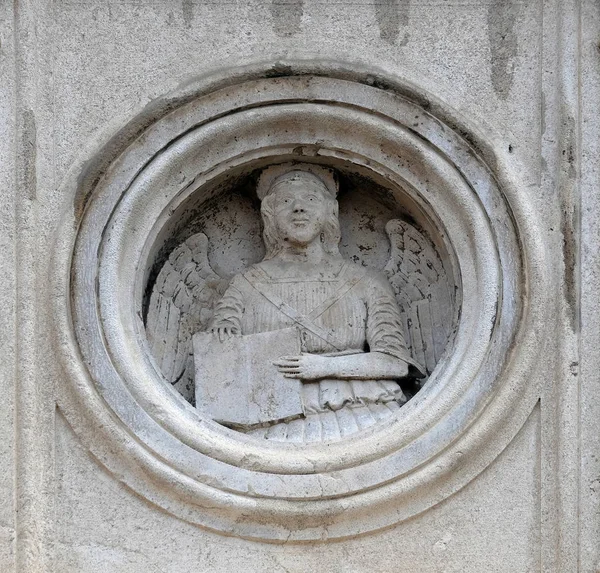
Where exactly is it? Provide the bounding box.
[209,277,244,332]
[365,273,413,364]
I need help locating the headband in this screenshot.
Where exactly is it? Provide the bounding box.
[256,163,338,201]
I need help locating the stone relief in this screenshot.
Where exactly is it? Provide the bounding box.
[146,163,454,441]
[60,65,535,539]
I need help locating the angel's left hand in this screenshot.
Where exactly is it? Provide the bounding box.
[273,354,333,381]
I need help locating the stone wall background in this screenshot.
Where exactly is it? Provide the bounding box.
[2,1,599,571]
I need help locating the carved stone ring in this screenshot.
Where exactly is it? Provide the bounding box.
[51,60,549,541]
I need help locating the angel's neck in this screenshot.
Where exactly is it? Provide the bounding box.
[276,241,326,263]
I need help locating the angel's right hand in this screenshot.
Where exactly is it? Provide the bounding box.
[211,326,240,343]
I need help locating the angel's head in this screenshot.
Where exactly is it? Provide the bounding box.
[258,167,342,259]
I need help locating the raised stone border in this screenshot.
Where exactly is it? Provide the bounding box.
[51,59,549,541]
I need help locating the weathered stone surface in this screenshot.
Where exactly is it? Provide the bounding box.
[54,407,541,572]
[194,328,303,427]
[3,0,599,571]
[156,164,444,438]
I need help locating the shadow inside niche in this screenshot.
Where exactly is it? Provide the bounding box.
[142,161,458,441]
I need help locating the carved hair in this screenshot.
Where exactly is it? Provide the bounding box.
[260,171,342,260]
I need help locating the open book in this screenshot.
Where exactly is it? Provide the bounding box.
[193,328,304,428]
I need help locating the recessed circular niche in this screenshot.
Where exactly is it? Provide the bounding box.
[142,159,459,419]
[53,60,548,541]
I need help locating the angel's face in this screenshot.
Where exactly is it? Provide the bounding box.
[272,181,328,246]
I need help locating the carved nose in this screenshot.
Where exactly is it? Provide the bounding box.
[293,205,305,213]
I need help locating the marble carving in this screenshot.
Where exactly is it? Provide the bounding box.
[60,66,535,540]
[146,164,453,441]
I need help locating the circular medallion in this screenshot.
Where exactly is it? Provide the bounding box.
[53,60,548,541]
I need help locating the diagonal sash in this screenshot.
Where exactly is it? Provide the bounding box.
[307,272,365,321]
[242,266,367,352]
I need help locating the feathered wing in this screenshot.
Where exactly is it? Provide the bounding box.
[145,233,227,402]
[384,219,456,379]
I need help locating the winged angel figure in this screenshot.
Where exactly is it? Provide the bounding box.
[146,164,455,442]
